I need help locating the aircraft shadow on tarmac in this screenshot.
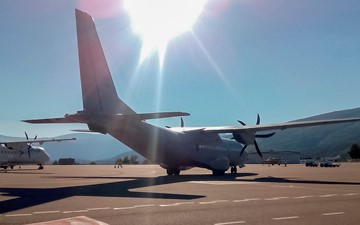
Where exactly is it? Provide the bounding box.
[1,172,360,214]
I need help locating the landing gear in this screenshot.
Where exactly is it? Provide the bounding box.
[230,166,237,174]
[166,168,180,176]
[38,165,44,170]
[212,170,225,176]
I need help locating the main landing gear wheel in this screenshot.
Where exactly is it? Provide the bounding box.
[230,166,237,174]
[38,165,44,170]
[166,168,180,176]
[212,170,225,176]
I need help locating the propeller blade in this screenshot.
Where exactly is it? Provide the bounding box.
[254,140,263,158]
[25,132,29,140]
[237,120,246,126]
[181,117,184,127]
[256,114,260,125]
[240,144,248,156]
[27,145,31,158]
[256,132,276,138]
[34,135,37,140]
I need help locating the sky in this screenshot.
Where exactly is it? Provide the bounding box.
[0,0,359,138]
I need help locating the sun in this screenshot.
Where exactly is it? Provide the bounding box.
[124,0,207,68]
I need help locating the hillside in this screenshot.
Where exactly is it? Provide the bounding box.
[256,107,360,157]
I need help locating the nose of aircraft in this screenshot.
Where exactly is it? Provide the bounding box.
[43,151,50,163]
[38,148,50,163]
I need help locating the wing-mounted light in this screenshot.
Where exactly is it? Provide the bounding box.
[232,114,276,158]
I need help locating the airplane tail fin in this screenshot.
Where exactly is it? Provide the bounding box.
[23,10,190,131]
[75,9,135,115]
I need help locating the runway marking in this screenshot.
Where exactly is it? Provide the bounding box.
[269,185,294,188]
[113,204,155,210]
[63,210,89,214]
[199,200,229,204]
[272,216,299,220]
[342,193,358,196]
[293,195,315,199]
[319,194,337,198]
[322,212,344,216]
[214,220,246,225]
[265,197,288,200]
[33,210,61,214]
[134,204,156,208]
[113,206,136,210]
[233,198,261,202]
[5,213,32,217]
[159,202,195,207]
[87,207,111,211]
[190,181,254,185]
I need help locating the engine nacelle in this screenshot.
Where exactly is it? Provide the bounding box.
[232,131,256,145]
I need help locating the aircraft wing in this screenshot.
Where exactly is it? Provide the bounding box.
[0,137,76,145]
[186,117,360,134]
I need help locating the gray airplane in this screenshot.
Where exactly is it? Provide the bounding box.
[23,9,360,175]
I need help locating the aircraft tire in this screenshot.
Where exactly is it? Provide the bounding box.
[166,168,180,176]
[212,170,225,176]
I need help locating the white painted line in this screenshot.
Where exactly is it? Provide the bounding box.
[160,202,195,207]
[133,204,156,208]
[319,194,337,198]
[322,212,344,216]
[272,216,299,220]
[233,198,261,202]
[63,210,88,214]
[33,210,60,214]
[342,193,359,196]
[265,197,288,201]
[113,207,135,210]
[214,220,246,225]
[113,204,155,210]
[5,213,32,217]
[87,207,111,211]
[199,200,229,205]
[293,195,314,199]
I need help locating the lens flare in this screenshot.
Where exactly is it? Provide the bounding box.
[124,0,207,69]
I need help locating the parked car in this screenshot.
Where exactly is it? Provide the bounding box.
[305,160,318,167]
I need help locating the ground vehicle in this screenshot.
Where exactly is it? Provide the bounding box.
[305,160,319,167]
[319,160,340,167]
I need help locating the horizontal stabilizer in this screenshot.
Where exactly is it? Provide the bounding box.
[23,111,190,125]
[72,129,99,133]
[122,112,190,120]
[22,117,79,124]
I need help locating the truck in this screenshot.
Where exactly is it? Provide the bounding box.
[319,160,340,167]
[305,160,319,167]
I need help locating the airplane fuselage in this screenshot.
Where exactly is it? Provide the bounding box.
[107,120,247,173]
[0,145,50,169]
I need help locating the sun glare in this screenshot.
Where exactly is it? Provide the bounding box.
[124,0,207,68]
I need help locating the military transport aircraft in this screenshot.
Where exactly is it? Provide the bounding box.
[0,132,75,170]
[23,9,360,175]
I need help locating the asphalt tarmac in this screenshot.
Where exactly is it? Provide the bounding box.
[1,163,359,225]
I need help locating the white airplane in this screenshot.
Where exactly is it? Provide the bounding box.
[23,9,360,175]
[0,133,75,170]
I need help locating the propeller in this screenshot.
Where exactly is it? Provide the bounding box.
[235,114,276,158]
[24,132,37,158]
[165,117,184,128]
